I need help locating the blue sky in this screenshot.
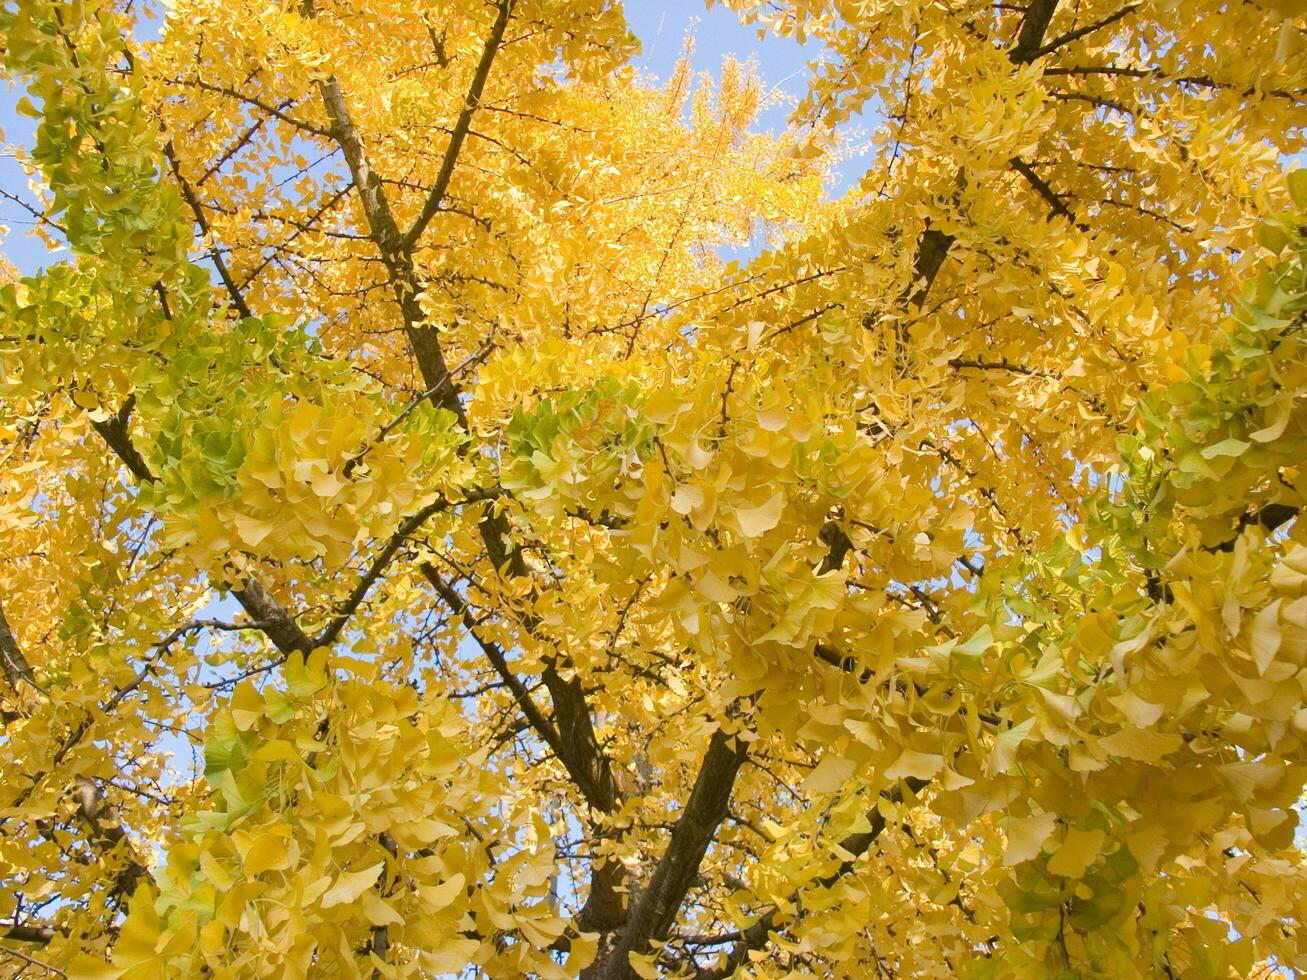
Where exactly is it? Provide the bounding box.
[0,1,858,277]
[625,1,816,133]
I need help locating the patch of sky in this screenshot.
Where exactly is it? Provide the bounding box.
[0,79,63,276]
[624,2,879,259]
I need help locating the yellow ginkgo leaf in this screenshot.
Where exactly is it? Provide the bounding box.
[734,492,784,537]
[320,862,384,908]
[1046,828,1105,879]
[1249,599,1282,675]
[1004,811,1058,866]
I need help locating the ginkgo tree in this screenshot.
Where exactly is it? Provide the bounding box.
[1,0,1306,976]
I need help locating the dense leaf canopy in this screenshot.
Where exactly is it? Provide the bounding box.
[2,0,1307,977]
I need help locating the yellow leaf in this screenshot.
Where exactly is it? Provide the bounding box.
[802,753,856,794]
[989,718,1034,775]
[1004,811,1058,866]
[734,493,783,537]
[670,483,703,515]
[884,748,945,781]
[362,890,404,927]
[233,511,277,548]
[628,952,661,979]
[241,830,291,876]
[1046,828,1105,878]
[199,850,234,890]
[1249,599,1282,675]
[407,818,458,845]
[72,388,100,411]
[1250,397,1291,442]
[320,862,384,908]
[564,930,600,971]
[1114,689,1165,728]
[1098,726,1183,762]
[417,872,465,912]
[418,939,482,973]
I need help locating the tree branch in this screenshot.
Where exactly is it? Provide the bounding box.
[699,781,924,979]
[2,923,58,945]
[0,609,155,906]
[89,395,156,484]
[85,393,314,657]
[592,726,750,979]
[0,942,67,975]
[314,488,500,648]
[228,576,314,655]
[0,598,40,692]
[1009,156,1088,229]
[1030,4,1140,59]
[1011,0,1062,61]
[315,68,466,425]
[71,776,154,901]
[420,563,564,760]
[401,0,514,251]
[164,141,255,320]
[895,0,1062,310]
[420,562,630,931]
[167,76,331,137]
[306,0,626,936]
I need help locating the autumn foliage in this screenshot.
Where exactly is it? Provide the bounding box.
[2,0,1307,976]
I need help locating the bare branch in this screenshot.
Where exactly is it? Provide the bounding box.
[166,77,331,137]
[0,943,67,975]
[2,923,59,945]
[420,563,564,759]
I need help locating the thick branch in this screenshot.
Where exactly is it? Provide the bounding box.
[229,577,314,656]
[89,395,155,484]
[316,74,466,425]
[593,728,749,979]
[86,396,313,656]
[71,777,154,899]
[1211,502,1299,552]
[421,563,629,930]
[1010,156,1087,229]
[369,830,399,975]
[419,563,564,760]
[1030,4,1140,59]
[0,599,39,692]
[307,0,625,935]
[2,923,57,944]
[1011,0,1061,61]
[900,220,956,308]
[817,521,853,575]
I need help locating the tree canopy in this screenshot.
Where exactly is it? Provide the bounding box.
[1,0,1306,976]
